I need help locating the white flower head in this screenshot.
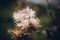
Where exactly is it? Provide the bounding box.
[8,6,41,37]
[13,6,41,30]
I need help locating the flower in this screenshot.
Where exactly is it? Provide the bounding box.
[8,6,41,37]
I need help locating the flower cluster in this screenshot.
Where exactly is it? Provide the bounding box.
[8,6,41,37]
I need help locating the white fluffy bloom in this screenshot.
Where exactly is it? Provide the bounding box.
[13,6,41,31]
[8,6,41,37]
